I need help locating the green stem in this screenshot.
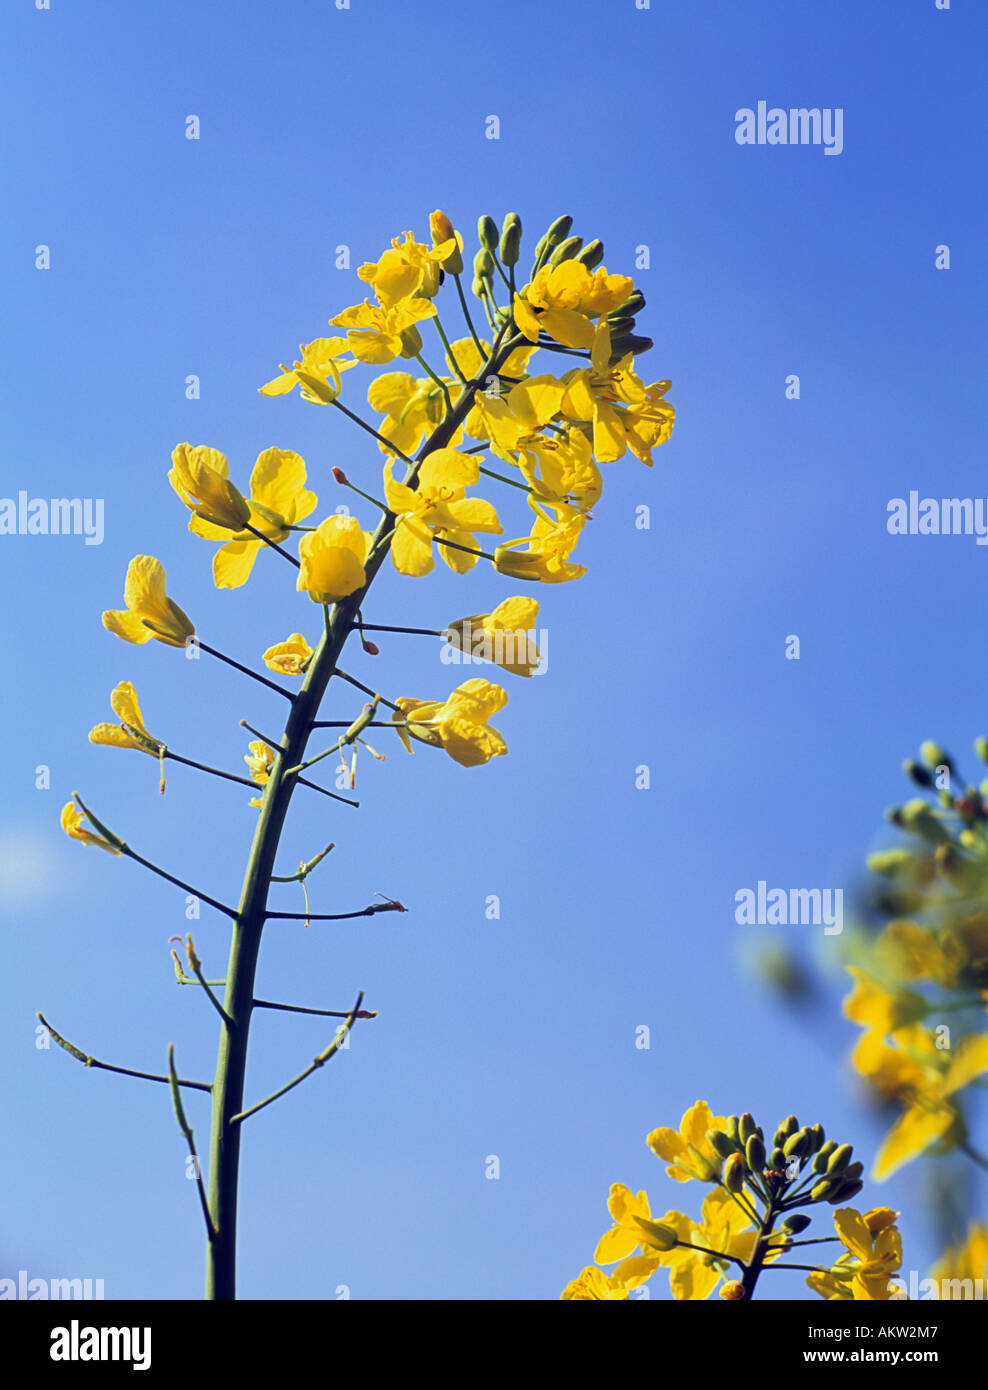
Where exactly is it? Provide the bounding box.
[203,324,522,1300]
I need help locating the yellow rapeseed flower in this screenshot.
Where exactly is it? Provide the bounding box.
[384,449,502,577]
[60,800,121,855]
[262,633,313,676]
[102,556,195,648]
[168,443,251,530]
[395,678,508,767]
[296,515,373,604]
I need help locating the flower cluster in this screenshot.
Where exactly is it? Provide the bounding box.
[842,738,988,1179]
[564,1102,899,1301]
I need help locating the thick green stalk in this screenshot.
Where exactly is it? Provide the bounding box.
[204,330,521,1299]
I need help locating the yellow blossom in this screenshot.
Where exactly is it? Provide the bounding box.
[560,1267,633,1300]
[395,678,508,767]
[357,231,455,307]
[262,633,313,676]
[367,372,459,456]
[873,1032,988,1179]
[329,297,436,365]
[297,515,373,604]
[647,1100,728,1183]
[930,1222,988,1294]
[244,740,275,809]
[190,448,317,589]
[655,1190,761,1300]
[807,1208,903,1301]
[102,556,195,648]
[559,325,674,464]
[88,681,163,756]
[168,443,250,530]
[445,596,541,677]
[494,503,586,584]
[383,449,502,577]
[259,337,356,403]
[513,261,633,349]
[60,800,121,855]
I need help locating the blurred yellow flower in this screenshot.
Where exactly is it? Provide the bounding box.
[445,596,541,677]
[807,1207,903,1301]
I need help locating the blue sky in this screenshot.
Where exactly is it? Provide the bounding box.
[2,0,985,1300]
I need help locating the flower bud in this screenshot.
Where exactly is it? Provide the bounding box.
[332,467,349,485]
[903,758,933,788]
[726,1115,740,1145]
[807,1123,825,1153]
[723,1152,745,1194]
[826,1144,854,1176]
[398,325,423,359]
[609,332,654,361]
[784,1130,809,1160]
[478,215,499,254]
[473,248,494,282]
[745,1135,766,1171]
[812,1140,838,1174]
[547,235,584,267]
[810,1178,835,1201]
[542,214,573,249]
[898,799,950,844]
[738,1113,758,1144]
[633,1216,678,1251]
[575,238,604,269]
[770,1147,786,1169]
[610,290,646,318]
[975,737,988,764]
[604,315,637,337]
[920,741,954,775]
[707,1128,736,1160]
[499,214,522,267]
[719,1280,746,1301]
[831,1178,863,1204]
[782,1213,812,1235]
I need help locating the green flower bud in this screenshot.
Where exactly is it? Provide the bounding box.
[609,333,654,361]
[807,1124,825,1154]
[745,1135,766,1171]
[398,325,423,358]
[633,1215,678,1251]
[826,1144,854,1176]
[782,1213,812,1235]
[831,1178,863,1204]
[784,1130,809,1160]
[920,741,954,775]
[575,238,604,269]
[610,290,646,318]
[707,1128,736,1160]
[547,235,584,267]
[723,1152,746,1194]
[842,1161,864,1183]
[739,1113,758,1144]
[605,315,637,337]
[867,849,917,879]
[904,758,933,788]
[781,1114,800,1137]
[726,1115,740,1144]
[543,214,573,248]
[473,248,494,282]
[898,799,950,844]
[812,1140,839,1174]
[478,216,499,254]
[770,1147,786,1170]
[810,1178,835,1202]
[499,214,522,267]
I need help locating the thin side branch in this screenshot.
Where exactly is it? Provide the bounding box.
[37,1013,212,1092]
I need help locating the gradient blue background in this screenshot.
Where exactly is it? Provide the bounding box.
[3,0,985,1300]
